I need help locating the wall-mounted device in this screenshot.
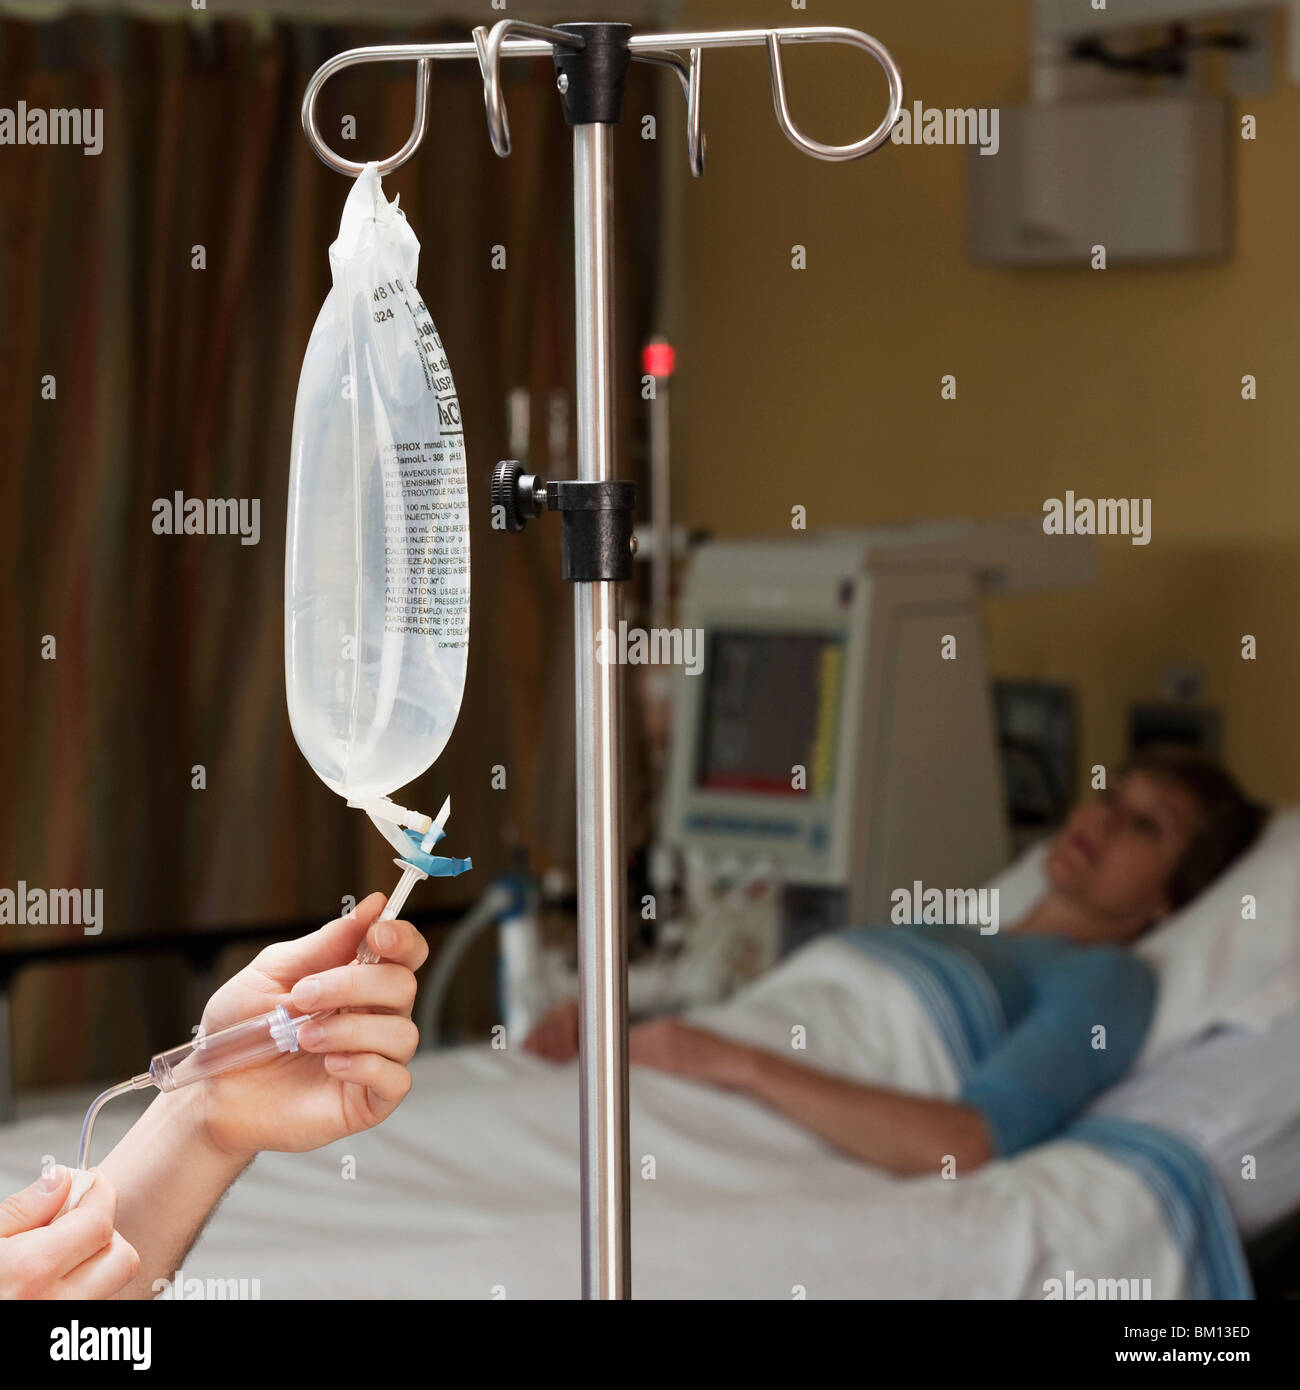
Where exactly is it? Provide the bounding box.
[1034,0,1300,90]
[971,1,1300,267]
[1130,702,1221,754]
[996,680,1077,852]
[968,96,1232,266]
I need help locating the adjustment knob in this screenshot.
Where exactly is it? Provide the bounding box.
[491,459,545,533]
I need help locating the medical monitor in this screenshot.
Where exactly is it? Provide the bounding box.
[661,524,1093,941]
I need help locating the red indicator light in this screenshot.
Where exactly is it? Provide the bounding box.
[643,341,676,379]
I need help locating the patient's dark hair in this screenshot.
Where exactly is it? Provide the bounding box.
[1119,745,1270,909]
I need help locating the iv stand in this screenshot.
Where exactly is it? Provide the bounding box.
[302,18,903,1302]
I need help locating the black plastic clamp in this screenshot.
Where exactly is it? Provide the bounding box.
[552,22,633,127]
[492,460,638,583]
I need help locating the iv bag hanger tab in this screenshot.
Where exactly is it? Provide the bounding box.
[346,794,435,836]
[301,20,905,179]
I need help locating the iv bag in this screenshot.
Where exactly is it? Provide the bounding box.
[286,163,469,801]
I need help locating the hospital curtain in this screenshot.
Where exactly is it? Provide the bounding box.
[0,12,662,1085]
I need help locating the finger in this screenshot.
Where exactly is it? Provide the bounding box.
[628,1033,671,1065]
[19,1174,117,1280]
[524,1032,560,1060]
[631,1052,675,1073]
[523,1024,560,1056]
[323,1053,413,1109]
[53,1232,141,1301]
[522,1017,550,1048]
[362,916,429,973]
[538,1033,578,1063]
[289,961,417,1016]
[531,1016,569,1053]
[0,1166,73,1238]
[298,1013,419,1064]
[257,894,390,981]
[537,1002,578,1042]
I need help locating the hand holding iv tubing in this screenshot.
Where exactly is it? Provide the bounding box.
[77,799,469,1172]
[48,894,434,1299]
[7,848,451,1298]
[75,881,414,1172]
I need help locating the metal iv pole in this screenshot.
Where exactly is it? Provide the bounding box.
[301,17,903,1301]
[558,26,634,1300]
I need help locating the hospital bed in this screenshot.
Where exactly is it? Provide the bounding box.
[0,809,1297,1299]
[0,1007,1291,1299]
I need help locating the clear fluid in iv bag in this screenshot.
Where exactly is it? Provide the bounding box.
[286,164,470,801]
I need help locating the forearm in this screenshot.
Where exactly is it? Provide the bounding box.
[98,1086,250,1299]
[732,1045,994,1176]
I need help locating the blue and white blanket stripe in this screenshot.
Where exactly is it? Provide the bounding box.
[842,927,1252,1300]
[1065,1117,1253,1299]
[841,928,1005,1074]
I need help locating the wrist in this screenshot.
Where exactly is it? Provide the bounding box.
[716,1040,765,1091]
[150,1084,253,1175]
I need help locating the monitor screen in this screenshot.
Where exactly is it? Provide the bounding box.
[696,629,844,797]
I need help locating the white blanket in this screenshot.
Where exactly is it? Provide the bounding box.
[0,940,1248,1299]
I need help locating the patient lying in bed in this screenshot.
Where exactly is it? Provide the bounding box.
[526,746,1267,1176]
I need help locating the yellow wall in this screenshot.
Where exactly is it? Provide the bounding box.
[666,0,1300,803]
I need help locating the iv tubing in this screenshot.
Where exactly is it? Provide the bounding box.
[75,859,428,1170]
[77,1073,152,1171]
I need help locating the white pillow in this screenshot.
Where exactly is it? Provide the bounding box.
[982,807,1300,1062]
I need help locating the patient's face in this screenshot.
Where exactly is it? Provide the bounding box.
[1044,772,1202,939]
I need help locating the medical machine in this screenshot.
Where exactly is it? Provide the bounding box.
[659,521,1096,949]
[506,521,1096,1026]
